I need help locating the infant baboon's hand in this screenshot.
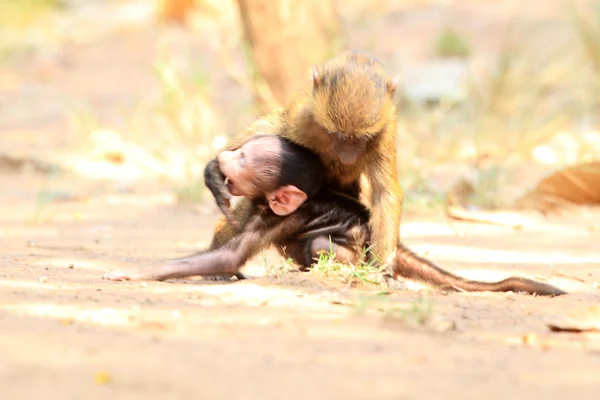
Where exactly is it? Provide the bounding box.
[204,158,239,228]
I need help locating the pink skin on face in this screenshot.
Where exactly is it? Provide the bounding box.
[217,138,306,216]
[217,142,259,197]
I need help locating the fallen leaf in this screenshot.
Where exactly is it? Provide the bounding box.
[517,162,600,215]
[548,306,600,333]
[94,371,111,385]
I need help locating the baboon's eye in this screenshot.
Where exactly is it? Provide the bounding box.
[329,131,346,141]
[330,131,365,144]
[239,151,247,168]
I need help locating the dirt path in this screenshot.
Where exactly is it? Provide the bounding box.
[1,2,600,398]
[1,171,600,399]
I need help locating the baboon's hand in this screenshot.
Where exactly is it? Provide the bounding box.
[204,158,239,228]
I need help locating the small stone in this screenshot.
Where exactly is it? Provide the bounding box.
[522,333,538,346]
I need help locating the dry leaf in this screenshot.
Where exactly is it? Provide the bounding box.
[548,306,600,333]
[517,162,600,215]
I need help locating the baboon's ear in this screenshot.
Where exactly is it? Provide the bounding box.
[312,65,322,89]
[387,76,400,95]
[267,185,308,216]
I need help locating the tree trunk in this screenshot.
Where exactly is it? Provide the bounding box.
[235,0,339,113]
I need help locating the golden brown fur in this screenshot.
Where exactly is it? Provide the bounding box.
[211,51,402,267]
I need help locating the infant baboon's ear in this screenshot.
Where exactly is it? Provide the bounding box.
[267,185,308,216]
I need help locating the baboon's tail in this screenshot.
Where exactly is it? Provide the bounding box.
[391,243,566,296]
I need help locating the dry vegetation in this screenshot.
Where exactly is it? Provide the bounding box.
[2,2,600,398]
[3,0,600,213]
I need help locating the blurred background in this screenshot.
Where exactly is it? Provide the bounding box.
[2,0,600,220]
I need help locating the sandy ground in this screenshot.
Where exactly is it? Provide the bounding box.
[1,1,600,398]
[1,171,600,400]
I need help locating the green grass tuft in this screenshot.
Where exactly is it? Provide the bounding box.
[310,238,384,287]
[434,27,471,58]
